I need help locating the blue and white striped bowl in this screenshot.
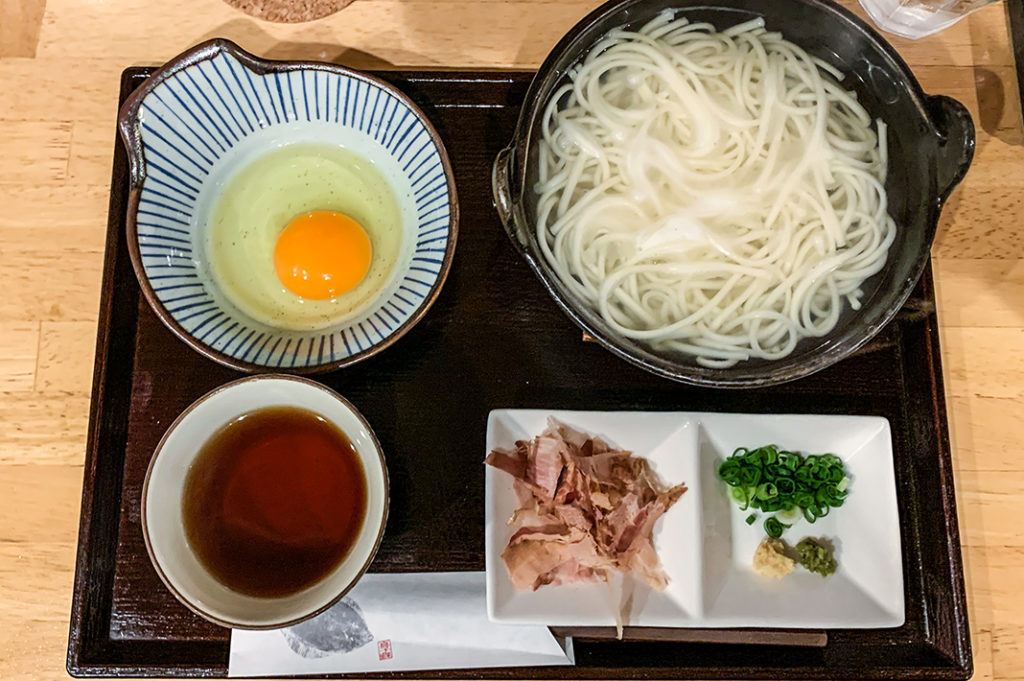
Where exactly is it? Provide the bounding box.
[118,39,458,373]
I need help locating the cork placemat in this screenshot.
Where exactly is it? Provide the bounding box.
[222,0,354,22]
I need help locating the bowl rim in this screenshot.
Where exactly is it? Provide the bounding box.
[497,0,973,388]
[139,373,390,630]
[118,38,459,375]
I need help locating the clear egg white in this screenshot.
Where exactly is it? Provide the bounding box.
[207,143,403,331]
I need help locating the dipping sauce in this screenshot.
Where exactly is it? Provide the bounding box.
[182,406,367,598]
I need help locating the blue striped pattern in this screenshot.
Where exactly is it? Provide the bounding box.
[133,52,451,369]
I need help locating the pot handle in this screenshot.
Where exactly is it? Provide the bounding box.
[926,95,976,205]
[492,145,528,247]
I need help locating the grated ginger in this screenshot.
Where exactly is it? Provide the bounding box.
[752,538,795,578]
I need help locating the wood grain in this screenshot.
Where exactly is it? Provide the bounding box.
[942,327,1024,398]
[35,321,99,393]
[0,250,102,322]
[27,0,1018,67]
[0,392,90,465]
[992,626,1024,679]
[0,0,1022,677]
[0,542,76,620]
[975,629,995,681]
[948,395,1024,470]
[933,259,1024,327]
[2,618,79,681]
[0,465,82,543]
[68,123,119,185]
[0,59,125,122]
[0,323,40,390]
[962,545,1024,628]
[0,0,47,58]
[0,120,72,185]
[957,472,1024,547]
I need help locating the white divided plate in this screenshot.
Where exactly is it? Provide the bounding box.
[485,410,904,629]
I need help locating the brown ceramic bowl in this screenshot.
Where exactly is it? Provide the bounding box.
[118,39,458,374]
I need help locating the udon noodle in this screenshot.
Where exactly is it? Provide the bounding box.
[535,13,896,368]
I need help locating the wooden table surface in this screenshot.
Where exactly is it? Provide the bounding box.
[1,0,1022,678]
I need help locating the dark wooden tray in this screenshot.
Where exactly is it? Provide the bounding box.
[67,67,972,679]
[1010,0,1024,115]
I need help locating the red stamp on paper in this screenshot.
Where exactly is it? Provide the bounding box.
[378,639,393,661]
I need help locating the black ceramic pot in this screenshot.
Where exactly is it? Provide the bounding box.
[493,0,975,388]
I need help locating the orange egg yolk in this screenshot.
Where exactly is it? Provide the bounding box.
[274,211,372,300]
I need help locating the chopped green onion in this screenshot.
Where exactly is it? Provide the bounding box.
[740,466,761,487]
[745,513,757,525]
[764,516,791,539]
[778,506,801,521]
[730,485,749,510]
[717,444,851,535]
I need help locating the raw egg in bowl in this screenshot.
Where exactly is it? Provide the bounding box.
[118,39,457,373]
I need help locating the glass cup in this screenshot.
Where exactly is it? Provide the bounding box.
[858,0,999,39]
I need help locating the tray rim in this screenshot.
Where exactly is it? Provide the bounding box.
[1011,0,1024,120]
[67,65,972,680]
